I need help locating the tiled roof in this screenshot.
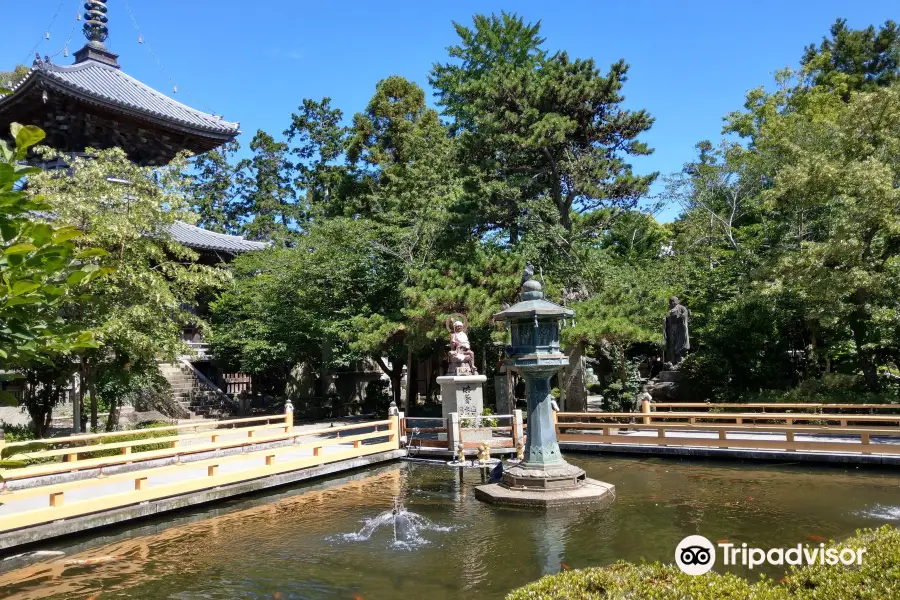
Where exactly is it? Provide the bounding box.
[0,59,239,136]
[169,221,268,253]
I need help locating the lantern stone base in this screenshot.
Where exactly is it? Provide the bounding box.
[474,461,615,507]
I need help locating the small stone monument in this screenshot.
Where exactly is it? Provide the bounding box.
[474,268,615,507]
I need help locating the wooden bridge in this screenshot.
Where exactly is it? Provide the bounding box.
[403,401,900,462]
[555,401,900,460]
[0,413,402,550]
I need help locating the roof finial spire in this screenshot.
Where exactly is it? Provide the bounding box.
[75,0,119,67]
[83,1,109,47]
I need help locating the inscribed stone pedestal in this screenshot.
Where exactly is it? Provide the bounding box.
[437,375,487,421]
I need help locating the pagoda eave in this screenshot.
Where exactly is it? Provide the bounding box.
[0,60,239,166]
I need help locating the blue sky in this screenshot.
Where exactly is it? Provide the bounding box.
[5,1,898,221]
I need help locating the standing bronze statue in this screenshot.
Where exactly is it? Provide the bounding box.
[663,296,690,367]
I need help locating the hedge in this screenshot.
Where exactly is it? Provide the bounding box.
[507,526,900,600]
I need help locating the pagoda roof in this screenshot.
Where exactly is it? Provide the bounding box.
[168,221,268,254]
[1,59,239,136]
[0,58,239,164]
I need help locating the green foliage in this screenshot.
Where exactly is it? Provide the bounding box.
[27,147,227,429]
[461,407,498,428]
[431,12,656,241]
[236,130,301,244]
[746,374,899,405]
[0,66,28,95]
[212,218,404,393]
[802,19,900,94]
[0,124,103,376]
[189,139,242,233]
[363,379,392,416]
[507,526,900,600]
[81,421,173,459]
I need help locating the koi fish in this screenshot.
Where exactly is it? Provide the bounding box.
[560,563,570,570]
[807,534,827,543]
[747,496,754,501]
[717,539,729,544]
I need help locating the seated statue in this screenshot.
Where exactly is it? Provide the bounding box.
[449,319,477,375]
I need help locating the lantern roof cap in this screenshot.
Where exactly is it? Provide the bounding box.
[492,279,575,321]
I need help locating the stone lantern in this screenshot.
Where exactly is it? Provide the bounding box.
[474,277,615,507]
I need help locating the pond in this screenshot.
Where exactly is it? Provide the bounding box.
[1,455,899,600]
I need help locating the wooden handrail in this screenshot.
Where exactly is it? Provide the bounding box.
[650,403,899,411]
[1,414,287,450]
[0,419,400,532]
[2,430,394,504]
[556,414,900,457]
[559,412,900,422]
[5,422,293,461]
[557,421,900,436]
[0,419,393,481]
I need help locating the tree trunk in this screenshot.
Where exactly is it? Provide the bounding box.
[405,351,417,416]
[560,341,587,412]
[105,398,119,431]
[87,364,98,432]
[849,295,880,392]
[374,355,404,407]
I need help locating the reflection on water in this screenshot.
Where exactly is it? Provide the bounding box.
[1,456,900,600]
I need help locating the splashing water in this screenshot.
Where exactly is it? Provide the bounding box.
[853,504,900,521]
[335,498,453,550]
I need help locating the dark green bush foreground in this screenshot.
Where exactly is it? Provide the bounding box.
[507,526,900,600]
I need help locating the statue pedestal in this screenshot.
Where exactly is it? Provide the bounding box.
[649,368,685,402]
[437,375,487,421]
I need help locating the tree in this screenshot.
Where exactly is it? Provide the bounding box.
[212,218,407,405]
[190,140,241,233]
[431,12,656,243]
[802,19,900,95]
[28,148,228,430]
[0,66,29,95]
[284,97,349,219]
[236,130,301,244]
[0,124,104,434]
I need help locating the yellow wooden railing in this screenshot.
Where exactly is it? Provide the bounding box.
[556,404,900,456]
[0,415,400,532]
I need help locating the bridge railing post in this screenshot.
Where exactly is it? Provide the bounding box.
[641,398,651,425]
[448,412,460,451]
[284,400,294,435]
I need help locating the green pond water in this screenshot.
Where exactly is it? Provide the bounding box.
[1,455,899,600]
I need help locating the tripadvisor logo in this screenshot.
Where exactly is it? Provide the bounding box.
[675,535,716,575]
[675,535,867,575]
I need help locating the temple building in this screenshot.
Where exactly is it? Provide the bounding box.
[0,4,239,165]
[0,1,264,420]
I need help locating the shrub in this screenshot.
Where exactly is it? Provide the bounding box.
[461,407,499,428]
[81,421,173,459]
[363,379,392,415]
[507,526,900,600]
[747,374,899,406]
